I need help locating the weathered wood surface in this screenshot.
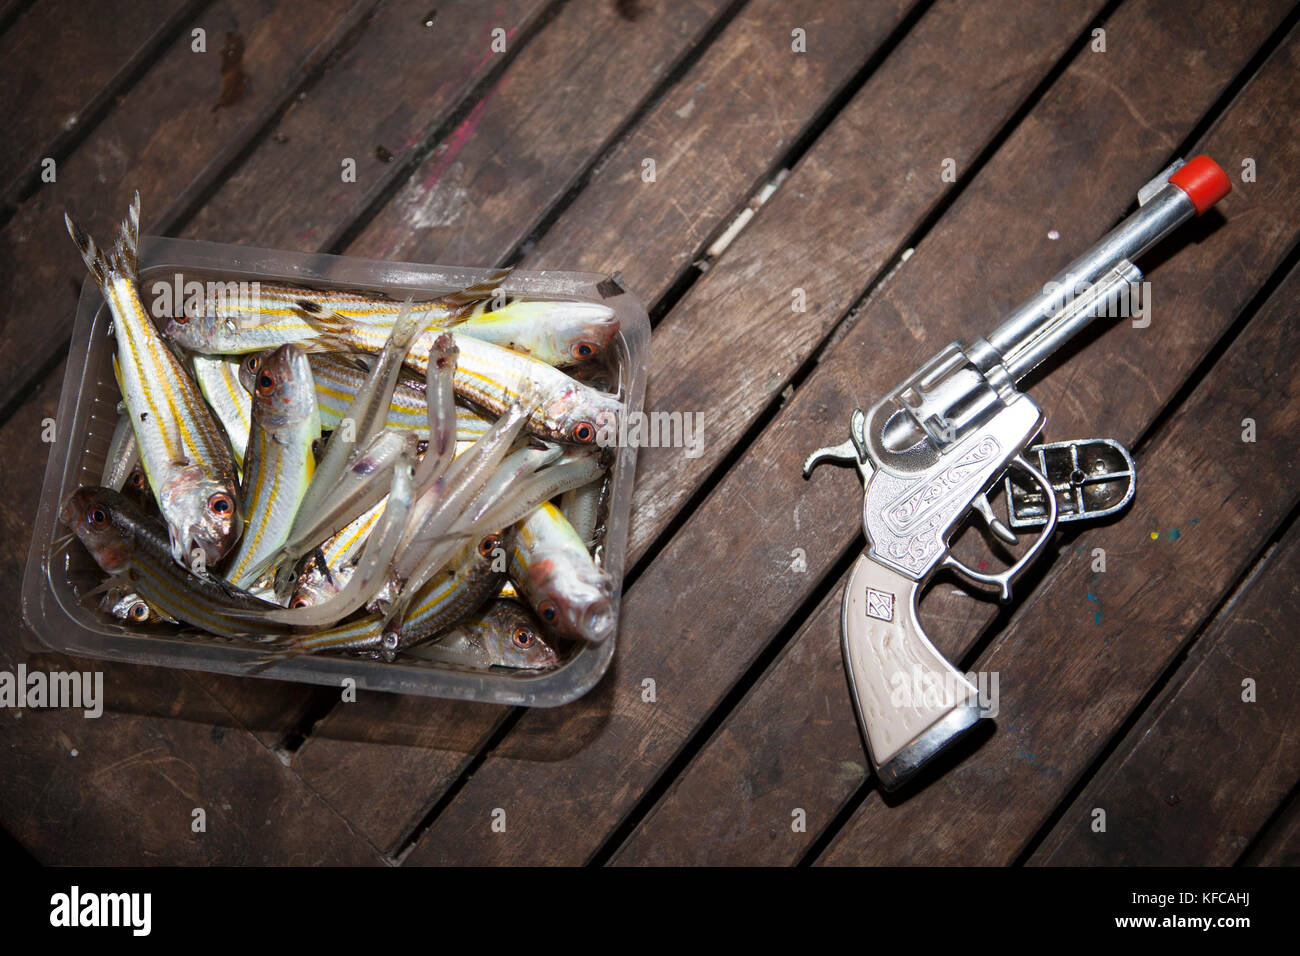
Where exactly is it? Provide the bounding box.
[0,0,389,861]
[182,0,559,251]
[290,0,923,855]
[1,0,1295,865]
[399,0,1150,866]
[1244,790,1300,866]
[609,0,1299,866]
[0,0,204,205]
[0,0,378,414]
[0,367,384,864]
[1029,515,1300,866]
[346,0,736,265]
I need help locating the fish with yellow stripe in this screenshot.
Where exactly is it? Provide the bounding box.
[65,194,242,566]
[164,270,618,368]
[223,345,320,589]
[60,487,282,639]
[191,354,252,468]
[303,318,622,446]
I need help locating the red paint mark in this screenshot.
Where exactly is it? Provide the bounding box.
[296,225,320,243]
[976,559,989,572]
[422,91,493,191]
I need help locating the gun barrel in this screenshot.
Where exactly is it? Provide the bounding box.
[986,156,1229,381]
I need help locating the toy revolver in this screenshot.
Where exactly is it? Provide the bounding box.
[804,156,1231,789]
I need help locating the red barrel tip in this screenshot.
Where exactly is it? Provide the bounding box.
[1169,155,1231,215]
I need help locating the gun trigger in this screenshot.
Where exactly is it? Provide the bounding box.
[941,453,1060,603]
[972,493,1019,546]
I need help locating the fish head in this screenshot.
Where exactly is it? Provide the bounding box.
[480,300,619,366]
[475,601,560,669]
[251,345,317,430]
[236,352,262,393]
[164,309,233,352]
[157,466,243,567]
[59,486,135,574]
[289,553,345,609]
[110,592,156,624]
[521,550,617,643]
[554,301,619,365]
[546,384,622,447]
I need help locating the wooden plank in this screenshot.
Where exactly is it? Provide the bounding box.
[522,0,921,304]
[0,372,384,864]
[396,0,1131,866]
[0,0,377,415]
[1243,789,1300,865]
[181,0,555,251]
[608,0,1299,866]
[0,0,203,203]
[343,0,732,265]
[291,0,923,856]
[0,0,384,860]
[1029,519,1300,866]
[819,252,1300,865]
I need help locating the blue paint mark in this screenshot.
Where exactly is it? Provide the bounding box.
[1169,528,1181,540]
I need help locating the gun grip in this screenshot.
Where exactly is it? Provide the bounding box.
[841,554,986,789]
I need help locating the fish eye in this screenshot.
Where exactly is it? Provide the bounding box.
[242,355,261,375]
[571,421,596,444]
[89,508,108,527]
[572,341,596,359]
[292,598,310,609]
[477,534,501,558]
[128,471,144,489]
[174,312,190,326]
[512,627,534,649]
[129,601,149,622]
[538,600,558,624]
[208,493,234,515]
[256,371,277,396]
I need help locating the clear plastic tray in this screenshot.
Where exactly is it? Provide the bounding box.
[21,237,648,707]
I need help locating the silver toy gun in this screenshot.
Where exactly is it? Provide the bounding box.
[804,156,1231,789]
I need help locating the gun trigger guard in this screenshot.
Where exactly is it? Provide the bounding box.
[941,453,1059,602]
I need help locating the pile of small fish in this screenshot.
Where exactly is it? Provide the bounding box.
[56,193,627,672]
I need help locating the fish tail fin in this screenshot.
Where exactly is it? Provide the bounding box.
[64,212,110,290]
[444,267,513,321]
[65,191,142,289]
[116,190,141,277]
[245,638,309,673]
[293,298,358,352]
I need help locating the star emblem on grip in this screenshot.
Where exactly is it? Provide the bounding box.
[866,587,894,622]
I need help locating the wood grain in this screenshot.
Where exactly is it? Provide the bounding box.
[608,0,1298,866]
[1029,513,1300,866]
[0,0,376,413]
[345,0,732,264]
[0,366,383,864]
[1243,789,1300,866]
[522,0,920,305]
[397,0,1133,866]
[181,0,555,251]
[0,0,202,202]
